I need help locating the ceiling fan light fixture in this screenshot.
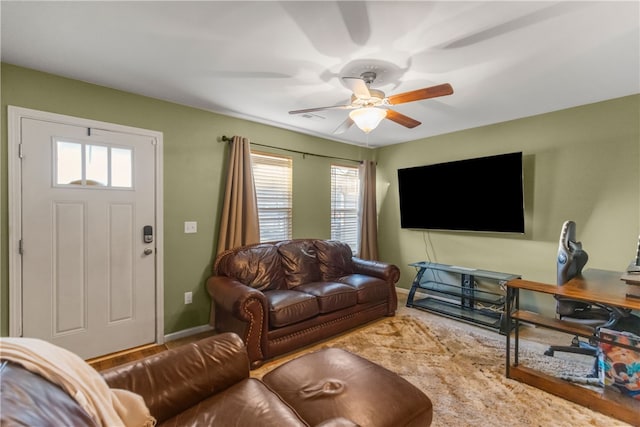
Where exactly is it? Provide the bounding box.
[349,107,387,133]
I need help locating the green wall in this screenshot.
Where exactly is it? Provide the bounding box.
[2,63,638,336]
[0,63,372,335]
[376,95,640,316]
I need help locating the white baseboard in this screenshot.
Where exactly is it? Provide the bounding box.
[164,324,214,342]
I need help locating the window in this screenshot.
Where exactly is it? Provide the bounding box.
[55,139,133,188]
[331,164,360,253]
[251,151,292,242]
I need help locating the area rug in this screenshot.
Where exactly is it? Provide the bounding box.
[252,315,631,427]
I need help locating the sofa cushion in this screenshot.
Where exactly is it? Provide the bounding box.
[338,274,389,304]
[159,378,307,427]
[277,240,322,288]
[293,282,357,314]
[265,290,320,328]
[314,240,354,281]
[216,243,285,291]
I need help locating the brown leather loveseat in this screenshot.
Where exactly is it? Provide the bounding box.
[207,239,400,368]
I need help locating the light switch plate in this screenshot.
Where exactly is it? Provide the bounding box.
[184,221,197,233]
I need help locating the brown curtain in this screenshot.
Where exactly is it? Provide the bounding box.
[216,136,260,255]
[357,160,379,260]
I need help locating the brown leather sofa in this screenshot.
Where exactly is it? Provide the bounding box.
[1,332,433,427]
[207,239,400,368]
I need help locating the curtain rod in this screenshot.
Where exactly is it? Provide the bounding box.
[221,135,362,164]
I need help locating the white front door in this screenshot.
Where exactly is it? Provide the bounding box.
[10,108,163,359]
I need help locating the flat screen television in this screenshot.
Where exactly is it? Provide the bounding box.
[397,152,525,233]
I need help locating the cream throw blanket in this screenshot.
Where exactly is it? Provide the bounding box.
[0,337,156,427]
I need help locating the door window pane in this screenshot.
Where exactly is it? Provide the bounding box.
[85,145,108,186]
[111,148,133,187]
[56,141,82,185]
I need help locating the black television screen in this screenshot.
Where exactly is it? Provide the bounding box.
[397,152,525,233]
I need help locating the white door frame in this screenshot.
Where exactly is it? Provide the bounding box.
[7,106,164,345]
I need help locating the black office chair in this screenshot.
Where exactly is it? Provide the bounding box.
[544,221,640,376]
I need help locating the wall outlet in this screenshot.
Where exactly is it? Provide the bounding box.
[184,291,193,304]
[184,221,197,234]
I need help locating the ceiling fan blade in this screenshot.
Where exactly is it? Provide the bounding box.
[337,1,371,45]
[385,109,422,128]
[342,77,371,99]
[387,83,454,105]
[289,104,351,115]
[333,117,354,134]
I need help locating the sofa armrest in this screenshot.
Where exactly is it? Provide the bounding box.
[101,333,248,424]
[206,276,270,368]
[207,276,268,320]
[352,258,400,284]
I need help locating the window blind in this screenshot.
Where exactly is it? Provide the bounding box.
[251,151,292,242]
[331,165,360,253]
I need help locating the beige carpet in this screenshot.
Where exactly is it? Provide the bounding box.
[252,314,633,427]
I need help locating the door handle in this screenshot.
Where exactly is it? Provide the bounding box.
[144,248,154,255]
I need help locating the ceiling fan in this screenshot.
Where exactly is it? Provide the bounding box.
[288,71,453,134]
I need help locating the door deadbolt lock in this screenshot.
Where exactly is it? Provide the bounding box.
[143,225,153,243]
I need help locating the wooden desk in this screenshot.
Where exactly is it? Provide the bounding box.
[506,269,640,425]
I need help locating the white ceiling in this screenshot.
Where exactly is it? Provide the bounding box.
[2,1,639,147]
